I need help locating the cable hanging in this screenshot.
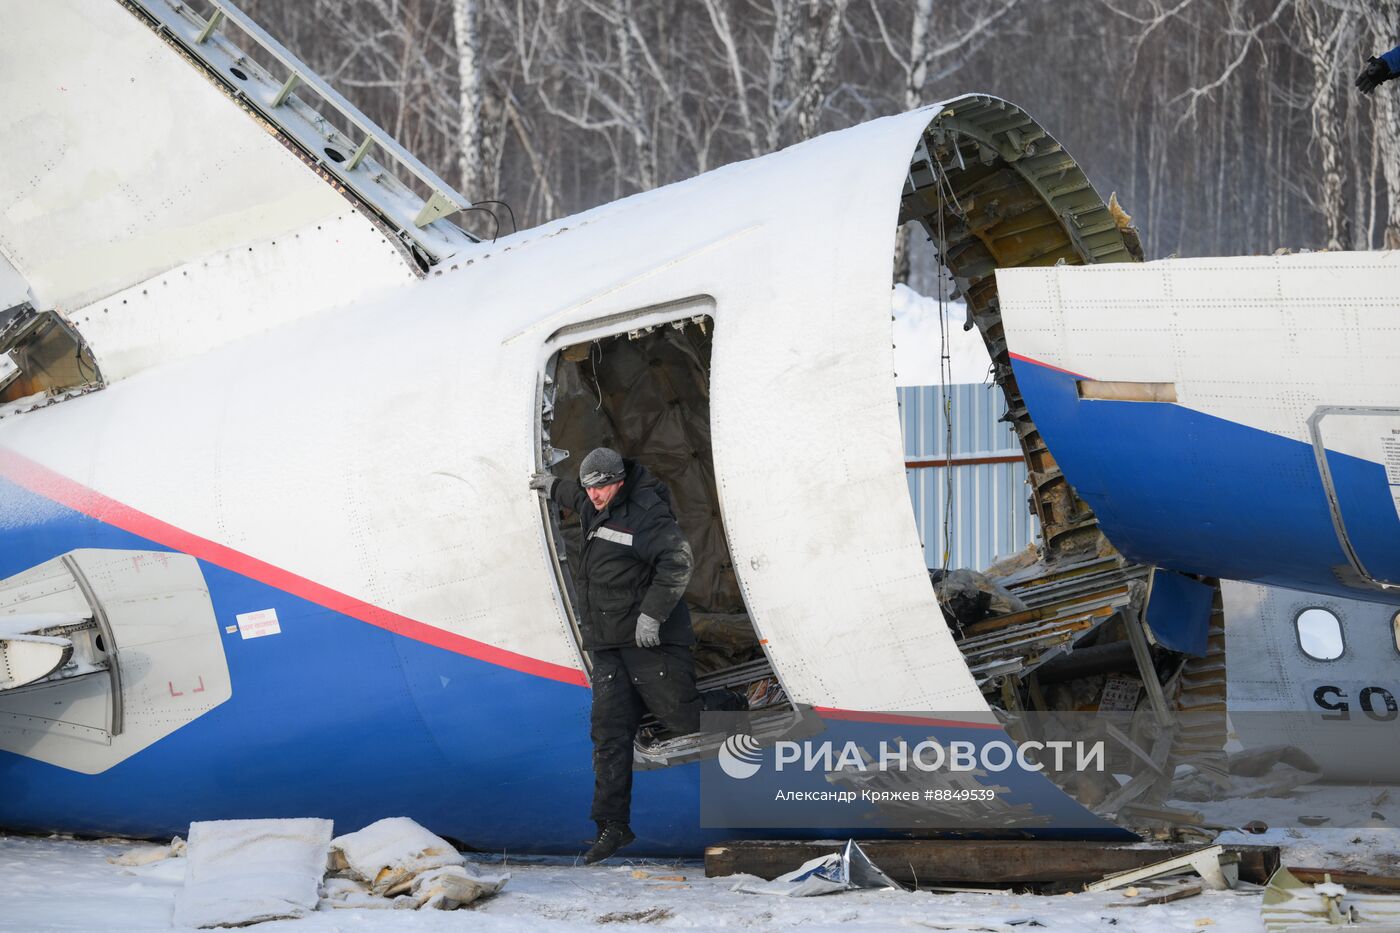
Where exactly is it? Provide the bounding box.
[459,199,518,244]
[932,149,967,576]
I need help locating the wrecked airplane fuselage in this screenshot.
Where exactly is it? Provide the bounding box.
[0,0,1221,852]
[994,252,1400,605]
[895,97,1228,818]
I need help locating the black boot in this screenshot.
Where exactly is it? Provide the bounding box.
[700,687,750,712]
[582,821,635,864]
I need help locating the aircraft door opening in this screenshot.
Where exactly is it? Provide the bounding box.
[537,303,795,768]
[1310,406,1400,590]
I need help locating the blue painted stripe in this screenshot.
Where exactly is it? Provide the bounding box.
[1011,356,1400,603]
[0,471,658,852]
[0,467,1129,850]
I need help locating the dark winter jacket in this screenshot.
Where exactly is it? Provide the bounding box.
[550,459,696,651]
[1384,46,1400,76]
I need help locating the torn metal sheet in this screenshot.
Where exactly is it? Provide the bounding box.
[1086,844,1238,893]
[1263,866,1400,930]
[733,840,904,897]
[1105,879,1204,907]
[1144,570,1215,656]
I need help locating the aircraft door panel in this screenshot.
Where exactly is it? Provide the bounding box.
[1310,407,1400,589]
[0,548,230,774]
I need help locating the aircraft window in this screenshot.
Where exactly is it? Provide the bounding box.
[1392,611,1400,655]
[1296,607,1344,660]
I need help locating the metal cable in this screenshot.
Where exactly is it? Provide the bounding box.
[936,163,954,575]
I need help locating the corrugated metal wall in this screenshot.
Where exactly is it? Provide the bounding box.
[899,383,1037,572]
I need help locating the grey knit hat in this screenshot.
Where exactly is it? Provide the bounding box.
[579,447,625,488]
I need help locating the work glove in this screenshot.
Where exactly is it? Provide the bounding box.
[528,471,557,496]
[635,613,662,648]
[1356,56,1395,95]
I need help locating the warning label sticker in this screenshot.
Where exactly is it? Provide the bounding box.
[1383,433,1400,522]
[1383,433,1400,485]
[1098,676,1142,713]
[236,608,281,639]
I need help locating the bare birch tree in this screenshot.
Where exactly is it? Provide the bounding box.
[871,0,935,283]
[452,0,487,195]
[238,0,1400,255]
[1296,0,1353,249]
[1363,0,1400,247]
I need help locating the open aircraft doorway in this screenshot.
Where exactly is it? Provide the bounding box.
[537,302,797,769]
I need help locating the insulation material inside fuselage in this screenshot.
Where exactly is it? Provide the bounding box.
[549,322,743,618]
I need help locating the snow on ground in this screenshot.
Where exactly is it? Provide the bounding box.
[891,284,992,387]
[0,832,1305,933]
[5,786,1399,931]
[1197,782,1400,876]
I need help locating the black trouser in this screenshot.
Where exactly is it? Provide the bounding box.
[588,644,701,826]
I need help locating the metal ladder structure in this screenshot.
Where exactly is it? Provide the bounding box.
[123,0,478,268]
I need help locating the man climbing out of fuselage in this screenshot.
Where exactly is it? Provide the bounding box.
[530,447,702,864]
[1357,45,1400,94]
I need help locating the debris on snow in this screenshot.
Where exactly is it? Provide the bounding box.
[733,839,903,897]
[1086,844,1239,893]
[0,829,1376,932]
[164,816,508,924]
[318,877,413,910]
[173,818,332,929]
[327,816,465,896]
[632,868,687,883]
[108,835,184,867]
[325,816,507,909]
[1118,880,1204,907]
[1174,745,1322,802]
[911,919,1047,930]
[596,906,673,923]
[409,864,509,909]
[1261,866,1400,929]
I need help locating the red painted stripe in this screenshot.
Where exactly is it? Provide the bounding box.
[1007,351,1088,380]
[0,447,589,688]
[814,707,1004,730]
[905,454,1023,470]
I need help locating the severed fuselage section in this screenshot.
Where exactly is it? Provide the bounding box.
[894,100,1233,821]
[0,0,1360,852]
